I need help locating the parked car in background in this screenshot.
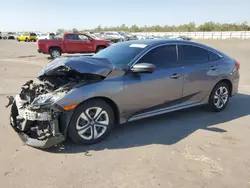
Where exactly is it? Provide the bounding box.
[37,33,56,40]
[136,35,146,40]
[1,32,8,39]
[38,32,111,58]
[7,32,16,40]
[164,35,184,40]
[0,32,2,39]
[17,32,37,42]
[118,31,138,41]
[100,31,124,43]
[8,39,240,148]
[179,35,192,40]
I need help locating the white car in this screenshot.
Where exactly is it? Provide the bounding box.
[101,31,124,42]
[136,35,146,40]
[38,33,56,40]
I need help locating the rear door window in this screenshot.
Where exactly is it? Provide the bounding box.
[178,45,209,65]
[66,34,77,40]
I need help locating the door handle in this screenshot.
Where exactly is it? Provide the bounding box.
[170,73,182,79]
[210,65,218,70]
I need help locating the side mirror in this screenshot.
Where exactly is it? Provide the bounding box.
[130,63,156,73]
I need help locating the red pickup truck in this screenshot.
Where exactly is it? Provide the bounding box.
[38,32,111,58]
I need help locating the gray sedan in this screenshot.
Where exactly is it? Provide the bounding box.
[8,40,240,148]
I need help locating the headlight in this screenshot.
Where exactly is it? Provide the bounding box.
[31,92,65,106]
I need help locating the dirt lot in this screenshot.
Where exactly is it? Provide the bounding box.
[0,40,250,188]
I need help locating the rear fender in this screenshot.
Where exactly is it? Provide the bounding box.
[48,45,62,53]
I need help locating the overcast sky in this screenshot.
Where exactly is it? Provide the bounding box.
[1,0,250,32]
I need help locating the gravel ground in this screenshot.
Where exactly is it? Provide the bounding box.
[0,39,250,188]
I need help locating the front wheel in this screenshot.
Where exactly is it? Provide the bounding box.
[68,99,115,145]
[209,82,230,112]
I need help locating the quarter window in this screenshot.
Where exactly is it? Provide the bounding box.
[138,45,178,69]
[208,50,221,61]
[178,45,209,64]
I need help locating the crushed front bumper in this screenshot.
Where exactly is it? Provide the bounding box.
[16,131,65,149]
[9,97,66,149]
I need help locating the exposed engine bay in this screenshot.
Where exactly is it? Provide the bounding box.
[6,56,115,148]
[8,66,106,148]
[10,79,64,141]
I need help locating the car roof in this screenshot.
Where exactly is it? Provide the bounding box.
[121,39,224,56]
[122,39,199,46]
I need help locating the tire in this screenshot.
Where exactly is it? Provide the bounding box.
[68,99,115,145]
[49,48,61,58]
[33,39,37,42]
[209,82,230,112]
[17,38,20,42]
[96,46,105,53]
[25,38,29,42]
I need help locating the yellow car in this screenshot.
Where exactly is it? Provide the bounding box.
[17,33,37,42]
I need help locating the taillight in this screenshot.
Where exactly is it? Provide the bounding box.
[235,60,240,69]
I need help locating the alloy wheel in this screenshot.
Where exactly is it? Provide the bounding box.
[213,86,229,109]
[76,107,109,140]
[51,50,60,58]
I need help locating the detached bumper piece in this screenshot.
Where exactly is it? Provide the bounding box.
[17,132,65,149]
[10,98,65,149]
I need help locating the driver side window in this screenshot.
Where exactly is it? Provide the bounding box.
[137,45,178,69]
[78,35,89,40]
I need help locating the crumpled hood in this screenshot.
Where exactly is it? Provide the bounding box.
[38,56,116,78]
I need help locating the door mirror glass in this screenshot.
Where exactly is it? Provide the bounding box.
[130,63,156,73]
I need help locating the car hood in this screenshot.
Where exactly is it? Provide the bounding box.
[38,56,116,78]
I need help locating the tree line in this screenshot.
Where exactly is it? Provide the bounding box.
[56,21,250,34]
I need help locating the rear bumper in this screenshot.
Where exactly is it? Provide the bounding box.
[231,78,239,96]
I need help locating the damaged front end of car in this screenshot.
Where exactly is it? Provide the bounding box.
[8,80,67,149]
[6,56,115,149]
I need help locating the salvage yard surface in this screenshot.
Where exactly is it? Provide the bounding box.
[0,40,250,188]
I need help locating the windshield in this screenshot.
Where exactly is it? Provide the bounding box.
[93,42,147,68]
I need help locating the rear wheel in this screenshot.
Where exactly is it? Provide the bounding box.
[96,46,105,53]
[68,99,115,145]
[209,82,230,112]
[49,48,61,58]
[17,38,20,42]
